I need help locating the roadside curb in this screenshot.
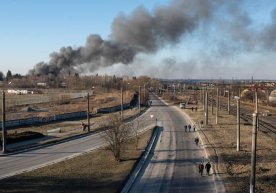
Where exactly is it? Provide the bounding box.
[120,126,161,193]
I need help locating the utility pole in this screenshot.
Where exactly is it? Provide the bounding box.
[87,93,90,132]
[2,91,6,153]
[121,87,123,119]
[266,89,269,107]
[227,90,230,115]
[219,89,221,111]
[173,84,176,102]
[250,113,258,193]
[235,96,240,151]
[216,87,219,124]
[144,84,146,105]
[255,89,258,113]
[203,89,206,111]
[211,90,214,115]
[139,86,141,113]
[205,91,208,125]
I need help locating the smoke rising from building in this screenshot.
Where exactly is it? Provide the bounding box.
[29,0,221,76]
[29,0,276,78]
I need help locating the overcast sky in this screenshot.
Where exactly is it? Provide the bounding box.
[1,0,276,79]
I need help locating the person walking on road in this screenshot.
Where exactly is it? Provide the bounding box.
[184,125,187,132]
[205,162,211,175]
[188,124,191,132]
[199,162,204,176]
[195,137,199,146]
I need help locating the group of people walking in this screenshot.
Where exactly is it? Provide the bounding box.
[184,124,196,132]
[198,162,212,176]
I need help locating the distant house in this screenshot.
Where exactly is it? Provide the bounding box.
[7,89,34,95]
[37,82,47,87]
[122,75,133,81]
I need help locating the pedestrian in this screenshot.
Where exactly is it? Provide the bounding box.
[199,162,204,176]
[195,137,199,146]
[205,162,211,175]
[81,122,87,131]
[184,125,187,132]
[188,124,191,132]
[191,107,194,111]
[193,125,196,132]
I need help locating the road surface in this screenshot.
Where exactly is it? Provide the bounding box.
[128,94,224,193]
[0,93,224,193]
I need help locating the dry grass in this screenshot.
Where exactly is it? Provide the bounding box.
[0,129,153,193]
[4,89,134,120]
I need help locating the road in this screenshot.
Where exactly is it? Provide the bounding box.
[0,94,224,193]
[128,94,224,193]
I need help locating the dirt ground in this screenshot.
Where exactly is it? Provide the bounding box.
[3,88,133,120]
[182,102,276,193]
[0,128,154,193]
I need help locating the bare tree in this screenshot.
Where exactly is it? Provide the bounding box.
[131,116,140,150]
[103,114,131,161]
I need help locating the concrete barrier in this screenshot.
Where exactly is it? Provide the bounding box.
[121,126,161,193]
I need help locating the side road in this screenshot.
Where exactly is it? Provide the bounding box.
[1,107,148,156]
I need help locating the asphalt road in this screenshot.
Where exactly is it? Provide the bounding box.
[128,94,224,193]
[0,93,224,193]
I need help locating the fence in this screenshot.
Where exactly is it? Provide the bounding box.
[0,111,87,129]
[0,103,131,129]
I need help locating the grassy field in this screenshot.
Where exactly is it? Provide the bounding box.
[0,128,153,193]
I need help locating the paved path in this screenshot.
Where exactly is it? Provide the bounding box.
[128,94,224,193]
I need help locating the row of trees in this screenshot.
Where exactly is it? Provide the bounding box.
[0,70,22,81]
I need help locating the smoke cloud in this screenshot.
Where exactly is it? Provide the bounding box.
[30,0,222,76]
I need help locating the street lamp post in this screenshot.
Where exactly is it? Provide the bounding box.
[235,96,240,151]
[150,114,157,126]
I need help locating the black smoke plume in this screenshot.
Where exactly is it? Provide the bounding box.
[30,0,221,76]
